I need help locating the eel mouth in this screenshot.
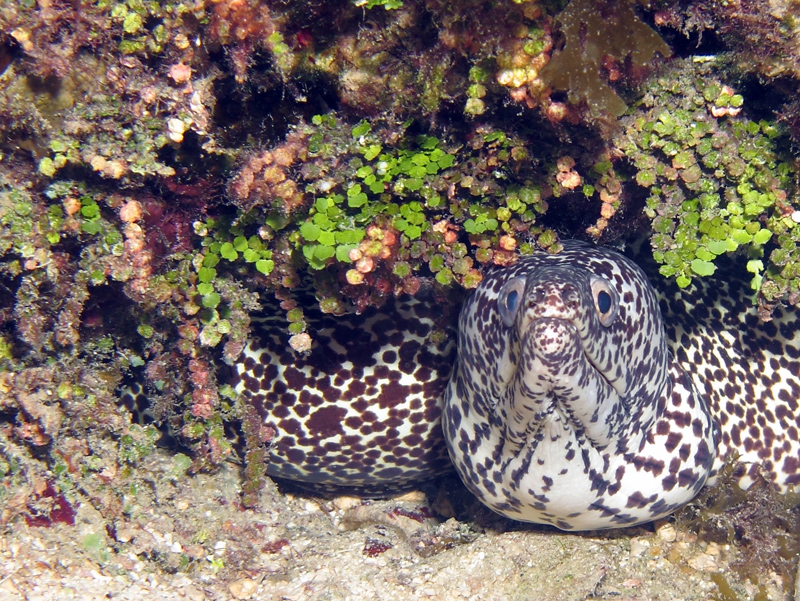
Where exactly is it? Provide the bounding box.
[503,315,621,449]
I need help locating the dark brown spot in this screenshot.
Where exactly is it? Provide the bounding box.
[306,406,347,438]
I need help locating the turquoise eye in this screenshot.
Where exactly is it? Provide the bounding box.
[506,290,519,313]
[498,277,526,327]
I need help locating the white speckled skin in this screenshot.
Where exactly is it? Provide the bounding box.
[443,241,718,530]
[656,254,800,495]
[122,241,800,527]
[229,291,458,495]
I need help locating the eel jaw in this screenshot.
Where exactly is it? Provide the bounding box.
[498,316,622,456]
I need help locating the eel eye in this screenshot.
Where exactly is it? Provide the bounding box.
[597,290,611,313]
[498,276,526,327]
[590,277,618,327]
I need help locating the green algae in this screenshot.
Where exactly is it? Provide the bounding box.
[617,57,798,309]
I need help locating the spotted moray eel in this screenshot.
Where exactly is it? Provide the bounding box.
[130,241,800,529]
[229,287,458,494]
[443,241,800,529]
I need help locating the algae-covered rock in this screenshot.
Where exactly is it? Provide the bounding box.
[541,0,672,116]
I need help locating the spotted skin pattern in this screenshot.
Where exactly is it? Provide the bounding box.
[657,257,800,493]
[443,241,719,530]
[228,291,457,493]
[123,242,800,529]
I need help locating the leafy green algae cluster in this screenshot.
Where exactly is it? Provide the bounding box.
[353,0,404,9]
[618,58,797,305]
[300,117,459,271]
[200,114,557,331]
